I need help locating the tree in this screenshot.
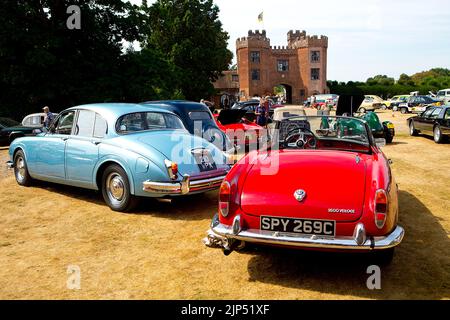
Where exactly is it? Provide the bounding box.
[0,0,158,118]
[143,0,233,101]
[398,73,414,86]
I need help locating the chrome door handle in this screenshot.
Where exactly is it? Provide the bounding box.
[91,141,101,145]
[61,137,69,141]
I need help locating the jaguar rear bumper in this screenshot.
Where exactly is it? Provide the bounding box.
[204,214,405,251]
[143,174,226,195]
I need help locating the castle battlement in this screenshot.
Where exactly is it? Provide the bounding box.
[233,29,329,103]
[236,30,270,49]
[287,29,328,48]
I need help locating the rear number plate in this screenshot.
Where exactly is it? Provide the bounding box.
[193,152,217,172]
[260,216,335,237]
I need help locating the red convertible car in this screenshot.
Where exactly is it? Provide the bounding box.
[204,115,404,263]
[214,109,264,150]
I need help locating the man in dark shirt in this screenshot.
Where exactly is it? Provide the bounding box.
[43,106,54,128]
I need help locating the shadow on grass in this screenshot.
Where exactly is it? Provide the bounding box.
[243,191,450,299]
[415,134,450,144]
[31,180,217,221]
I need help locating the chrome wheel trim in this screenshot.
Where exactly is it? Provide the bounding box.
[15,156,26,182]
[106,172,125,205]
[434,127,441,142]
[410,122,414,135]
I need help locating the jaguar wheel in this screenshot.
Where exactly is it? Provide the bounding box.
[13,150,33,186]
[409,121,418,136]
[101,164,139,212]
[434,125,444,144]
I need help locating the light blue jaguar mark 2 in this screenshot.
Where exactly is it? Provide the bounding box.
[7,103,230,212]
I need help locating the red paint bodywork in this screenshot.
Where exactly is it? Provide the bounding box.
[218,145,399,251]
[214,114,263,146]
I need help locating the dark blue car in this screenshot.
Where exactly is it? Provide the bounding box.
[141,100,234,152]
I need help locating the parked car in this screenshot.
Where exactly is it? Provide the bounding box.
[408,105,450,143]
[359,95,385,113]
[434,89,450,104]
[397,95,440,114]
[386,95,410,110]
[21,112,59,127]
[214,109,264,150]
[0,117,44,146]
[141,100,233,153]
[360,112,395,143]
[7,103,230,212]
[336,95,395,143]
[231,100,260,121]
[204,115,404,263]
[272,106,306,121]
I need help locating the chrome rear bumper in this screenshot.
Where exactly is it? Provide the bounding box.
[143,174,226,195]
[204,214,405,251]
[6,161,13,169]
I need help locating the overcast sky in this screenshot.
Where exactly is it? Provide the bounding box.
[128,0,450,82]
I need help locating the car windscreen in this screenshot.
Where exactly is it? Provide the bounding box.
[278,116,371,146]
[0,117,20,127]
[116,112,185,133]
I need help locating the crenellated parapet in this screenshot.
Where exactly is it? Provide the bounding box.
[287,29,328,49]
[270,45,296,55]
[236,30,271,49]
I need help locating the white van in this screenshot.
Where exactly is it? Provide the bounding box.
[436,89,450,103]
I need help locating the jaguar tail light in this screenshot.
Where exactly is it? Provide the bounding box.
[164,159,178,180]
[219,181,231,217]
[374,189,388,228]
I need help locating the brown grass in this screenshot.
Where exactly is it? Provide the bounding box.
[0,110,449,299]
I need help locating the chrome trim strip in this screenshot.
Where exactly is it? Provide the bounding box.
[207,214,404,251]
[143,174,226,195]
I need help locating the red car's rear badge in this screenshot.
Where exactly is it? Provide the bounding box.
[294,189,306,202]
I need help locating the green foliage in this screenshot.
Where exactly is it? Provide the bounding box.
[328,68,450,98]
[0,0,231,119]
[143,0,232,101]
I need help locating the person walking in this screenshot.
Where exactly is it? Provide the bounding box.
[42,106,54,128]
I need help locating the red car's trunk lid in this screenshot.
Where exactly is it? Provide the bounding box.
[240,150,366,222]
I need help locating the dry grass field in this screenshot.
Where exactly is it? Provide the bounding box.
[0,110,449,299]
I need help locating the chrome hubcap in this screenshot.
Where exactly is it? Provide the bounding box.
[106,173,125,202]
[15,156,25,181]
[410,123,414,134]
[434,127,440,141]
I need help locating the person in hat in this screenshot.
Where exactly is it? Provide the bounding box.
[42,106,54,128]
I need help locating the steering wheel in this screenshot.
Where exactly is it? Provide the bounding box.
[284,126,317,149]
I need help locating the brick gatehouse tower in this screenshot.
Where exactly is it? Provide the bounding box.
[236,30,329,104]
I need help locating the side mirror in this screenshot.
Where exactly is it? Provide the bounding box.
[375,138,386,148]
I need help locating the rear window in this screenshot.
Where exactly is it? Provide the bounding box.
[116,112,184,134]
[189,111,212,121]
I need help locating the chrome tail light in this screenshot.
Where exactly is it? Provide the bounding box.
[374,189,388,228]
[164,159,178,180]
[219,181,231,217]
